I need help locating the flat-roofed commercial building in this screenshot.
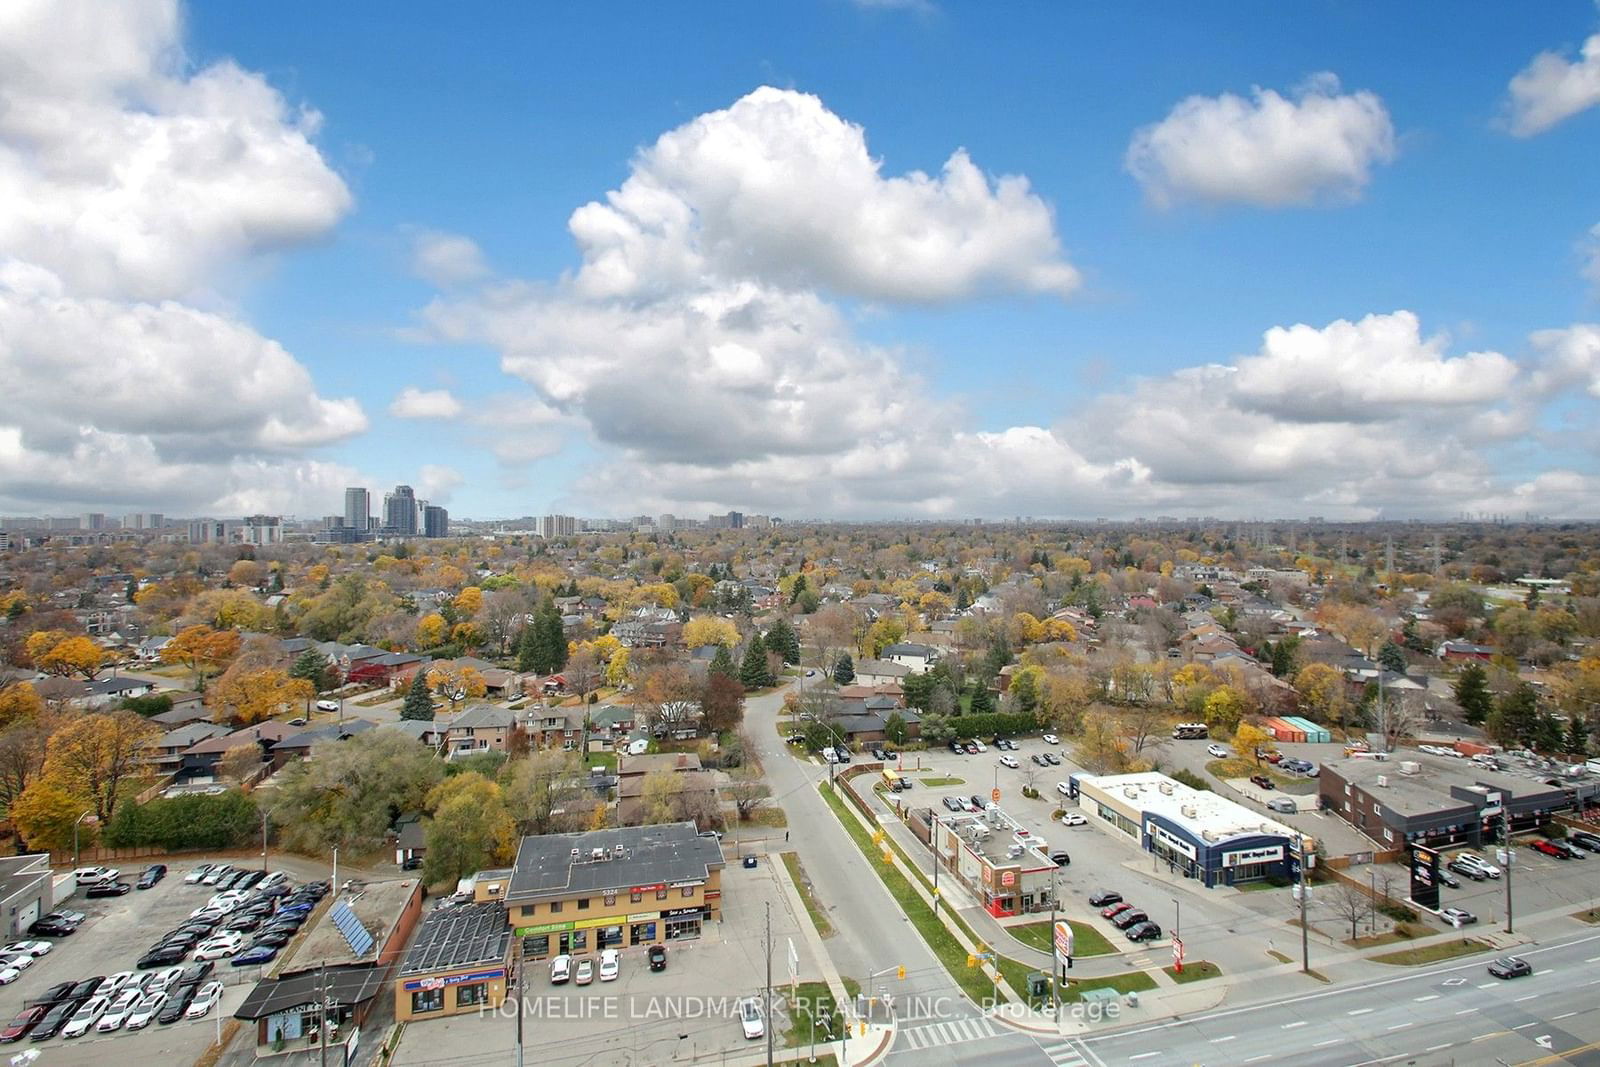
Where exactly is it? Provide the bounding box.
[394,902,512,1022]
[480,822,723,960]
[1070,772,1305,887]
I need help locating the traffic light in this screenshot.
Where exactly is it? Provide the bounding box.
[1066,955,1073,970]
[896,966,906,980]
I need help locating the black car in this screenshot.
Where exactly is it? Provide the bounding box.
[1050,851,1071,867]
[225,914,265,933]
[948,740,965,754]
[1447,858,1487,881]
[85,881,132,898]
[177,960,215,987]
[157,983,198,1025]
[1125,921,1163,942]
[1030,754,1048,766]
[401,856,423,871]
[1088,890,1122,907]
[136,864,167,889]
[250,929,294,949]
[941,796,963,812]
[27,1001,78,1042]
[138,944,189,969]
[648,944,667,971]
[27,918,76,937]
[1553,840,1587,860]
[1436,868,1461,889]
[871,747,888,761]
[1042,752,1062,766]
[1569,830,1600,853]
[67,977,104,1001]
[236,870,266,889]
[256,883,291,899]
[969,794,985,811]
[1487,956,1532,979]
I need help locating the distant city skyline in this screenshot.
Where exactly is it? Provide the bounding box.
[3,3,1599,521]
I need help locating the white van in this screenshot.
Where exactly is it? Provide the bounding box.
[821,746,838,764]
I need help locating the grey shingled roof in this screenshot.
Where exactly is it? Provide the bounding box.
[507,822,723,900]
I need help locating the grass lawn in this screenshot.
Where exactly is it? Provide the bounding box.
[1236,880,1292,893]
[1345,930,1410,948]
[818,782,1003,1004]
[781,852,834,939]
[1574,908,1600,924]
[1267,949,1292,964]
[1370,938,1492,966]
[1007,920,1115,958]
[585,750,618,773]
[779,981,841,1048]
[918,776,966,787]
[1058,970,1157,1004]
[1163,961,1222,984]
[749,806,789,828]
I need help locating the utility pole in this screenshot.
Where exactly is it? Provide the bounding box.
[1297,833,1310,974]
[319,960,329,1067]
[764,900,774,1067]
[1049,879,1061,1023]
[260,809,270,871]
[931,814,939,915]
[1503,811,1514,935]
[514,939,524,1067]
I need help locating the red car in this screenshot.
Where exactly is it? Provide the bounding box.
[0,1004,47,1043]
[1261,751,1283,764]
[1531,840,1568,859]
[1101,901,1133,920]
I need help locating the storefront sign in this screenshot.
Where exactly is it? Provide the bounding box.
[663,907,705,918]
[403,968,506,993]
[1222,845,1284,868]
[630,884,665,895]
[1000,870,1016,887]
[669,880,704,890]
[627,912,657,923]
[514,916,615,937]
[1146,821,1197,860]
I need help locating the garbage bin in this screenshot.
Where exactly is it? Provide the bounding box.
[1126,991,1139,1008]
[1026,972,1049,998]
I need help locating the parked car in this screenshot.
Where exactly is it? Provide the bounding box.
[1440,907,1477,926]
[550,954,572,984]
[157,984,198,1025]
[963,742,979,755]
[0,968,19,986]
[1248,775,1274,790]
[738,997,764,1040]
[1042,733,1060,744]
[1453,853,1501,878]
[72,866,120,885]
[97,989,143,1031]
[1568,830,1600,853]
[1436,868,1461,889]
[1551,840,1587,860]
[0,953,32,972]
[1447,858,1487,881]
[184,864,215,885]
[1125,921,1163,942]
[1101,901,1132,919]
[1112,909,1149,930]
[999,755,1019,769]
[1043,752,1062,766]
[1049,851,1071,867]
[1030,753,1047,766]
[0,1004,48,1043]
[1207,743,1230,758]
[600,948,620,981]
[126,991,167,1030]
[1487,956,1532,979]
[137,945,189,969]
[3,941,51,958]
[1059,812,1086,826]
[28,1000,79,1041]
[574,957,594,985]
[871,747,888,761]
[96,972,136,998]
[185,981,224,1019]
[648,945,667,971]
[201,865,233,886]
[40,909,84,928]
[1267,797,1298,814]
[231,944,279,966]
[1261,751,1283,764]
[316,699,340,712]
[34,980,78,1005]
[971,740,987,753]
[194,933,246,960]
[86,881,133,898]
[1088,890,1122,907]
[968,794,985,811]
[136,864,168,889]
[147,965,187,993]
[61,995,111,1039]
[948,739,965,754]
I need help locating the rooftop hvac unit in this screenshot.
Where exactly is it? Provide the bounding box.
[1123,788,1139,800]
[1399,761,1421,775]
[1375,775,1389,787]
[570,848,580,861]
[1159,783,1175,795]
[1180,805,1197,818]
[590,847,605,861]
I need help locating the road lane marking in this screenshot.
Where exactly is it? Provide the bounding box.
[1348,1008,1374,1015]
[1515,1022,1537,1030]
[1414,994,1439,1002]
[1457,1008,1475,1015]
[1586,955,1600,963]
[1314,1039,1339,1047]
[1535,969,1553,975]
[1127,1053,1160,1061]
[1426,1044,1453,1052]
[1283,1021,1307,1029]
[1515,994,1539,1002]
[1210,1035,1236,1044]
[1388,1022,1412,1031]
[1244,1057,1271,1064]
[1479,982,1499,988]
[1555,1012,1577,1020]
[1474,1032,1506,1041]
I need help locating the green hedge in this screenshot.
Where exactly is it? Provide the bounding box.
[946,712,1040,740]
[102,790,260,851]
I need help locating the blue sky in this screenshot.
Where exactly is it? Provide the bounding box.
[3,1,1599,520]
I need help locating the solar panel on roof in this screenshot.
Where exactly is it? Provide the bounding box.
[331,899,375,958]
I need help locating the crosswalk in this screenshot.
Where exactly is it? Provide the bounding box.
[1038,1038,1095,1067]
[897,1015,1001,1050]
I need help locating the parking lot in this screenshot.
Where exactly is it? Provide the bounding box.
[390,853,826,1066]
[0,863,256,1064]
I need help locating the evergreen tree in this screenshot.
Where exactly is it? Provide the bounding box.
[523,601,568,676]
[1566,713,1590,758]
[709,643,737,681]
[832,653,855,686]
[1535,713,1564,754]
[516,623,538,673]
[1452,663,1493,726]
[968,682,995,716]
[1378,641,1408,675]
[739,634,770,691]
[289,649,331,692]
[270,568,284,593]
[125,577,137,603]
[401,672,435,721]
[1487,683,1539,748]
[766,618,801,665]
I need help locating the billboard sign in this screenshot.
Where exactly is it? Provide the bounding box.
[1410,844,1441,911]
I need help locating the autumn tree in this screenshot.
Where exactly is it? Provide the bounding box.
[0,683,44,728]
[217,741,264,786]
[1233,722,1271,764]
[423,772,516,886]
[726,766,771,821]
[637,664,701,737]
[701,672,746,734]
[605,647,631,688]
[228,559,263,589]
[0,718,51,816]
[504,750,590,835]
[37,710,160,824]
[427,664,487,717]
[683,615,740,650]
[1293,663,1348,726]
[1074,710,1133,774]
[415,612,447,649]
[34,635,108,680]
[1202,685,1249,736]
[565,647,602,703]
[209,663,311,725]
[161,624,242,689]
[269,730,445,854]
[11,778,86,852]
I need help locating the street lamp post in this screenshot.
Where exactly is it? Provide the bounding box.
[1171,897,1182,974]
[260,809,270,872]
[1297,831,1310,975]
[72,810,95,867]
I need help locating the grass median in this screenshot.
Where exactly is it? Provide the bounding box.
[1370,938,1491,966]
[818,781,1004,1004]
[781,851,834,939]
[1163,960,1222,983]
[1006,919,1114,958]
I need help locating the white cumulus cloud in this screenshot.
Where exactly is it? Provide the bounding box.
[407,229,489,287]
[1126,74,1397,208]
[1504,32,1600,137]
[390,387,464,419]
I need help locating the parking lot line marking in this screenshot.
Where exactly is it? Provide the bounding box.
[1283,1021,1308,1029]
[1456,1009,1475,1015]
[1555,1012,1577,1020]
[1127,1053,1160,1061]
[1472,1032,1502,1042]
[1314,1038,1340,1047]
[1414,994,1439,1002]
[1586,956,1600,963]
[1535,969,1553,975]
[1425,1043,1453,1052]
[1479,982,1499,989]
[1210,1035,1236,1043]
[1347,1008,1374,1015]
[1244,1056,1271,1064]
[1388,1023,1413,1031]
[1515,994,1538,1002]
[1514,1023,1537,1030]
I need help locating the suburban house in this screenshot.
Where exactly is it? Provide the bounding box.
[147,722,231,775]
[524,706,584,750]
[347,651,429,686]
[79,675,156,709]
[269,720,378,765]
[852,658,910,686]
[382,719,448,748]
[1436,640,1496,663]
[134,635,171,663]
[614,753,719,829]
[446,704,518,758]
[881,642,939,673]
[179,721,304,779]
[611,610,683,649]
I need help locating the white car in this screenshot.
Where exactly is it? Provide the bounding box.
[1056,781,1072,796]
[202,866,233,886]
[316,699,340,712]
[97,988,143,1031]
[62,995,110,1038]
[1042,733,1060,744]
[1458,854,1502,878]
[184,864,214,884]
[259,871,289,889]
[126,991,167,1030]
[971,740,987,752]
[998,755,1019,768]
[599,948,619,982]
[1059,812,1086,826]
[549,953,572,984]
[0,952,33,971]
[195,933,246,960]
[96,971,136,998]
[72,865,120,885]
[0,967,19,985]
[186,981,224,1019]
[1207,743,1230,758]
[149,965,187,993]
[739,996,765,1039]
[3,940,51,958]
